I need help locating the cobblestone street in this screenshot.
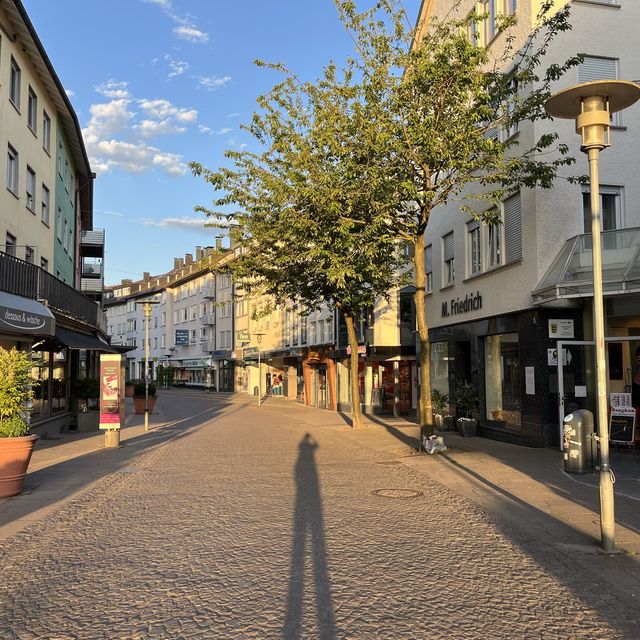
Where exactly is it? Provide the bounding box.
[0,390,638,639]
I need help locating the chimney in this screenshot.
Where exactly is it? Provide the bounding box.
[215,238,222,250]
[185,253,193,265]
[195,246,202,260]
[143,272,150,281]
[122,279,132,285]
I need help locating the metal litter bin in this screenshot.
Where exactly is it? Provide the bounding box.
[562,409,595,474]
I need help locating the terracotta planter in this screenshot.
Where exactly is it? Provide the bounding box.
[134,395,157,414]
[125,384,135,398]
[0,434,38,498]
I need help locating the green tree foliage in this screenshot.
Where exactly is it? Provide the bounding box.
[0,347,33,435]
[333,0,580,434]
[191,60,407,427]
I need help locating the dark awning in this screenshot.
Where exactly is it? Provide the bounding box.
[532,227,640,304]
[55,327,116,352]
[0,291,55,336]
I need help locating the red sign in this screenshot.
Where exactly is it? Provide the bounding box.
[100,354,122,429]
[346,345,367,356]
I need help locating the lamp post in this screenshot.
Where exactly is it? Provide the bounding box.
[254,331,265,406]
[545,80,640,552]
[136,299,160,431]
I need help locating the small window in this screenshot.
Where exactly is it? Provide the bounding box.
[43,112,51,153]
[57,208,63,242]
[27,87,37,133]
[442,232,455,286]
[41,184,50,225]
[25,246,34,264]
[7,145,18,194]
[425,245,433,293]
[5,232,16,257]
[9,57,21,109]
[578,56,621,125]
[582,186,623,232]
[62,219,68,252]
[488,223,502,268]
[40,257,48,271]
[26,166,35,211]
[468,221,482,275]
[483,0,497,44]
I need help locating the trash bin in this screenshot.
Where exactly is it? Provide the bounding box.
[254,386,259,396]
[562,409,595,474]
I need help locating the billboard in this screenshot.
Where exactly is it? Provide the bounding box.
[99,354,124,430]
[175,329,189,346]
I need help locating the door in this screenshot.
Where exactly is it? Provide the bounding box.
[316,365,327,409]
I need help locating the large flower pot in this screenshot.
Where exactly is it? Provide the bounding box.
[134,396,157,414]
[457,418,478,437]
[0,434,38,498]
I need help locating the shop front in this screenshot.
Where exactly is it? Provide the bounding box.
[171,357,215,388]
[302,349,336,410]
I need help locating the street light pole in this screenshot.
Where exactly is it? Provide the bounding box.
[254,331,265,407]
[546,80,640,552]
[136,299,160,432]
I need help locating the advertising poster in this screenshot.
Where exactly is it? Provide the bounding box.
[100,354,122,430]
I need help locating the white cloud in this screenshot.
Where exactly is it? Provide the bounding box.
[83,99,135,144]
[138,98,198,122]
[216,127,232,135]
[143,216,207,229]
[198,75,232,90]
[95,80,131,99]
[136,119,187,138]
[198,125,213,135]
[65,88,75,98]
[143,0,171,7]
[165,55,189,78]
[89,139,187,176]
[227,112,240,118]
[174,25,209,43]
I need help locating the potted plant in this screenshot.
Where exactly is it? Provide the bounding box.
[455,379,479,437]
[0,347,38,498]
[133,382,157,414]
[431,388,450,430]
[71,378,100,431]
[125,379,136,398]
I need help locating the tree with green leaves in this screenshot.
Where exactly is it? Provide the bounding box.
[332,0,581,434]
[191,62,407,428]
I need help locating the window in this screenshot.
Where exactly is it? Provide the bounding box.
[9,57,20,109]
[191,304,197,320]
[5,233,16,256]
[25,246,34,263]
[27,87,37,133]
[488,222,502,268]
[161,335,166,349]
[578,56,621,125]
[223,273,232,288]
[57,208,63,242]
[310,321,317,345]
[200,327,207,341]
[235,299,247,317]
[425,245,433,293]
[154,317,158,329]
[153,337,158,349]
[503,192,522,263]
[7,145,18,194]
[504,76,518,140]
[26,166,35,211]
[161,311,166,326]
[506,0,517,15]
[442,232,455,286]
[43,112,51,153]
[301,316,308,344]
[326,317,334,342]
[485,333,521,430]
[483,0,497,44]
[40,257,48,271]
[467,221,482,275]
[582,186,623,232]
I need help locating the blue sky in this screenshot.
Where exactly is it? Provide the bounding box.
[23,0,421,285]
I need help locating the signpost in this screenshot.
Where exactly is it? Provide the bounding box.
[99,354,124,447]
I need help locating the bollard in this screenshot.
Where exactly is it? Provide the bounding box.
[104,430,120,448]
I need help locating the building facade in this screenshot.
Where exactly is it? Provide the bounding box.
[419,0,640,446]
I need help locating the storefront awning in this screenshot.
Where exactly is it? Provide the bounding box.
[0,291,55,336]
[55,327,117,352]
[532,227,640,304]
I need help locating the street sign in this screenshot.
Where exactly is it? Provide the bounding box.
[175,329,189,346]
[243,346,258,361]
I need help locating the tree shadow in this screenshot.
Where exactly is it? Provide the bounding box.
[283,433,337,640]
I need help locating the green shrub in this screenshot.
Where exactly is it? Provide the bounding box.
[71,378,100,400]
[454,380,479,419]
[0,348,33,431]
[431,388,449,412]
[0,416,31,438]
[133,382,156,397]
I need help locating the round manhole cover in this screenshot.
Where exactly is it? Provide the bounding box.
[375,460,401,466]
[371,488,423,499]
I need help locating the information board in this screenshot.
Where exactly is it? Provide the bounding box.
[99,354,123,430]
[609,408,636,444]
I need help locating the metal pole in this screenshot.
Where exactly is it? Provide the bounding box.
[588,147,615,552]
[144,303,150,432]
[257,347,261,407]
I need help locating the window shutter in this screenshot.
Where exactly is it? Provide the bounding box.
[504,192,522,262]
[467,219,480,232]
[443,232,454,261]
[578,56,618,83]
[425,245,433,272]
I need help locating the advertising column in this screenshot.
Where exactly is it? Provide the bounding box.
[100,353,124,447]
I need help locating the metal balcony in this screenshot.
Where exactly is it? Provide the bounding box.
[201,340,216,353]
[80,229,105,258]
[202,313,215,325]
[202,285,216,298]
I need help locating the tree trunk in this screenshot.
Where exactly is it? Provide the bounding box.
[414,232,433,437]
[344,312,364,428]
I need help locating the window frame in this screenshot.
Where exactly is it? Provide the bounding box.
[42,111,51,154]
[7,144,18,195]
[27,87,37,134]
[26,166,36,212]
[442,232,455,287]
[582,184,624,232]
[9,57,21,110]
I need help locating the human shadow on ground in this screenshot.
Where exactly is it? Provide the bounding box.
[283,433,336,640]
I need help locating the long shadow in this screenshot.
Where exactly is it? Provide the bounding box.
[0,391,242,533]
[337,411,419,450]
[283,434,336,640]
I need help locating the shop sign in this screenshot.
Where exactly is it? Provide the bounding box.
[183,358,212,368]
[243,346,259,362]
[346,344,367,356]
[99,354,123,430]
[236,329,249,343]
[175,329,190,346]
[441,291,482,318]
[548,319,574,339]
[0,305,54,334]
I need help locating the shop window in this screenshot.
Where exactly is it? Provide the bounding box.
[430,341,449,402]
[30,350,50,419]
[51,349,67,413]
[484,333,521,429]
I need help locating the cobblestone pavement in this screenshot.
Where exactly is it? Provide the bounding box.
[0,391,637,639]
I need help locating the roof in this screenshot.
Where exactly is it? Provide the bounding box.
[532,227,640,304]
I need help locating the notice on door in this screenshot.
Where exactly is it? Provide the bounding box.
[525,367,535,395]
[548,319,574,339]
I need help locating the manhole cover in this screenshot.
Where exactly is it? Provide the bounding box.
[371,488,423,499]
[375,460,401,466]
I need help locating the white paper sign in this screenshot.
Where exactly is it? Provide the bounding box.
[547,348,571,366]
[525,366,535,395]
[548,319,574,339]
[575,385,587,398]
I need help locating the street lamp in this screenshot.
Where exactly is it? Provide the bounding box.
[546,80,640,552]
[253,331,265,406]
[136,299,160,431]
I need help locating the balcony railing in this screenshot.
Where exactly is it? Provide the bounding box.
[80,229,105,246]
[202,313,215,325]
[201,340,216,353]
[0,251,107,333]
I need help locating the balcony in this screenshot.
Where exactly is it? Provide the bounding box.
[201,340,216,353]
[203,285,216,298]
[202,313,215,325]
[80,229,105,259]
[0,250,106,333]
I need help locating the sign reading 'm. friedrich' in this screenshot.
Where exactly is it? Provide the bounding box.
[441,292,482,318]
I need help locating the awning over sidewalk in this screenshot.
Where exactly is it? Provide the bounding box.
[532,227,640,304]
[0,290,55,336]
[55,327,116,352]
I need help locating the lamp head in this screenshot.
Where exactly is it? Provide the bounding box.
[546,81,640,152]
